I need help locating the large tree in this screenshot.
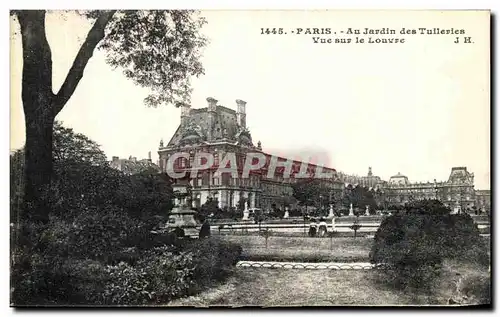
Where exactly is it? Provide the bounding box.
[11,10,207,222]
[11,121,113,222]
[292,179,331,214]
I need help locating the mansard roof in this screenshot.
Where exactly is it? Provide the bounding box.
[166,105,251,148]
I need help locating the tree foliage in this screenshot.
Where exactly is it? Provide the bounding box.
[52,122,108,165]
[342,184,377,213]
[98,10,207,107]
[198,197,219,220]
[292,179,331,209]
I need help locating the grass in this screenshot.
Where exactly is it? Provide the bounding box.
[165,235,491,307]
[219,235,373,262]
[434,260,491,305]
[168,263,491,307]
[167,268,436,306]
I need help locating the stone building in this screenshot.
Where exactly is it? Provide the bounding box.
[110,152,160,175]
[382,172,442,207]
[475,189,491,214]
[380,167,477,213]
[441,167,476,213]
[158,97,338,211]
[357,167,385,189]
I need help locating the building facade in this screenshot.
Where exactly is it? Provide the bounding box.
[376,167,479,213]
[158,97,338,211]
[475,189,491,214]
[110,152,160,175]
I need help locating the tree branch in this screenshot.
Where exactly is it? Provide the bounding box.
[53,10,116,115]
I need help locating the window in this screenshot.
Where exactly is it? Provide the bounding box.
[213,177,219,186]
[197,178,202,187]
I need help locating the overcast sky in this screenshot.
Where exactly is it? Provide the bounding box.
[10,10,490,189]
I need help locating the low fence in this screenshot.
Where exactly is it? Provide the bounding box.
[236,261,385,270]
[212,220,490,236]
[211,214,490,226]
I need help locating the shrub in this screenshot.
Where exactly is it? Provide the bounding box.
[370,200,489,293]
[12,235,242,306]
[102,251,196,306]
[100,238,242,306]
[186,238,242,284]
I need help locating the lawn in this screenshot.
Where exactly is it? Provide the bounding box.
[167,268,437,306]
[167,262,490,307]
[220,235,373,262]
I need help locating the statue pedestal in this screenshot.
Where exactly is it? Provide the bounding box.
[365,205,370,216]
[242,209,249,221]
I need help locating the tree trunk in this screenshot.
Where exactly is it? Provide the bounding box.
[24,113,54,223]
[18,11,55,224]
[16,10,115,223]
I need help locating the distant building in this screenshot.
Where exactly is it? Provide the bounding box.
[110,152,160,175]
[380,167,477,213]
[382,172,442,207]
[475,189,491,214]
[359,167,384,189]
[441,167,476,213]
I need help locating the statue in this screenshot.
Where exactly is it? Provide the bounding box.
[328,204,335,218]
[242,209,250,221]
[365,205,370,216]
[284,207,290,219]
[349,203,354,216]
[159,139,164,147]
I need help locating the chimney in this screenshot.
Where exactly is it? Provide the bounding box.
[207,97,218,112]
[207,97,218,141]
[179,102,191,127]
[112,156,119,162]
[148,151,152,162]
[236,99,247,128]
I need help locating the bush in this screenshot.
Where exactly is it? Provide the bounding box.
[97,238,242,306]
[370,200,489,293]
[12,234,242,306]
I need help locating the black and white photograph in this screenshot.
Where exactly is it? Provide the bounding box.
[8,7,492,308]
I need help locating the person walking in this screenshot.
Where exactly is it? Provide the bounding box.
[308,217,317,237]
[199,217,211,239]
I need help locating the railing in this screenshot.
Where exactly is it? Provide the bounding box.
[213,221,490,235]
[236,261,386,270]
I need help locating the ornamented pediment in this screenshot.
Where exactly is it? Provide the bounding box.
[180,120,206,145]
[235,126,253,146]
